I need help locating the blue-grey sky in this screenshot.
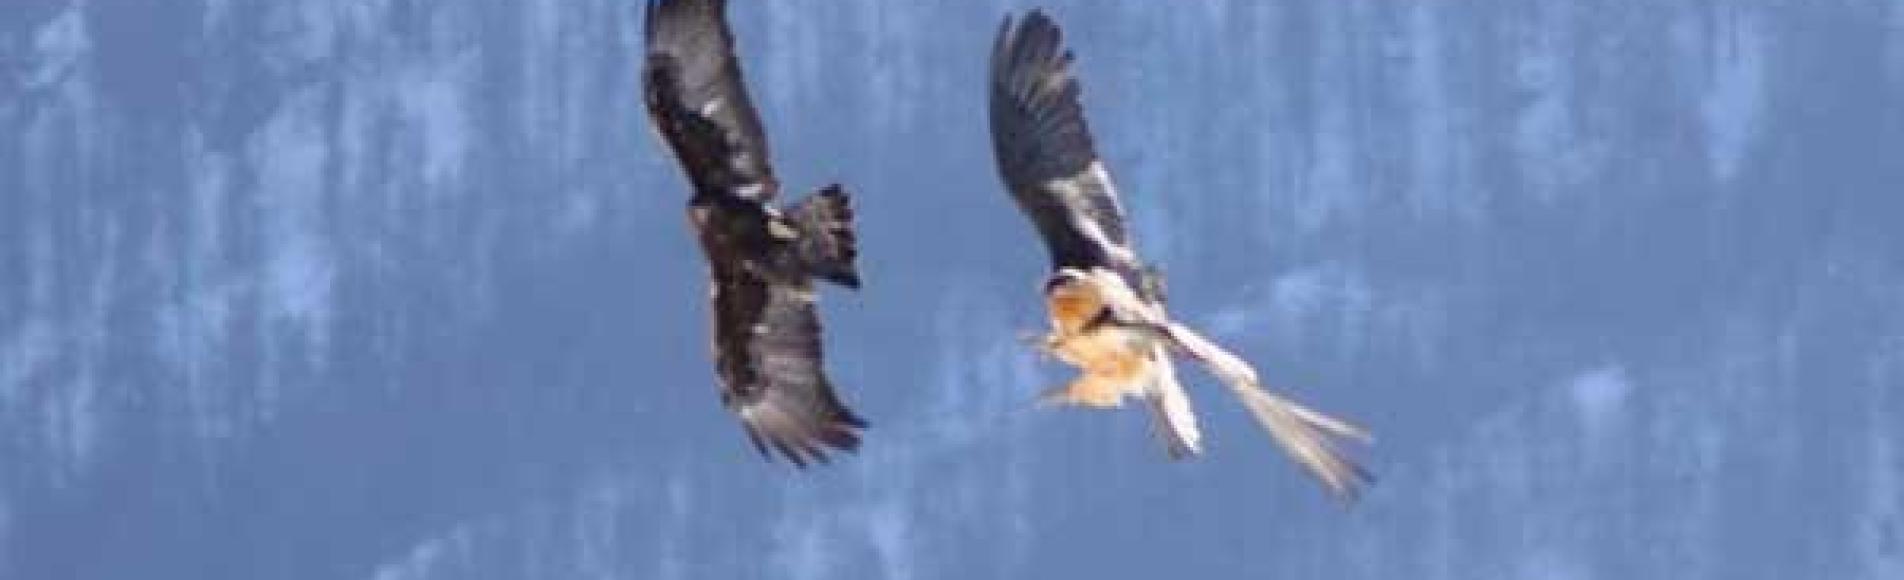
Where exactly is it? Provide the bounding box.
[4,1,1902,578]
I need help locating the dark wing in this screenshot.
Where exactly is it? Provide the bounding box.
[644,0,776,201]
[708,260,866,467]
[989,10,1136,273]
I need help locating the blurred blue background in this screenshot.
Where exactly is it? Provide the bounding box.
[4,1,1902,578]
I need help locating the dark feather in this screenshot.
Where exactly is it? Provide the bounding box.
[989,10,1135,273]
[644,0,777,201]
[647,0,868,467]
[711,272,866,467]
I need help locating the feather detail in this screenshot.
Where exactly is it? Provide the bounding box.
[1162,322,1373,501]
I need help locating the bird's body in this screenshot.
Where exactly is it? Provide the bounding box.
[644,0,866,467]
[1040,269,1164,409]
[989,10,1373,499]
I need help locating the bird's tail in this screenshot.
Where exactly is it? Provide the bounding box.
[1144,346,1204,460]
[787,184,861,289]
[1161,322,1373,501]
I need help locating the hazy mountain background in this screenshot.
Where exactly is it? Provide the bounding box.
[4,1,1901,578]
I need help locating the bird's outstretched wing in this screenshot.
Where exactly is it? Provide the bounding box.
[990,10,1137,273]
[1162,322,1374,501]
[644,0,776,200]
[1080,268,1371,498]
[709,262,866,467]
[647,0,866,467]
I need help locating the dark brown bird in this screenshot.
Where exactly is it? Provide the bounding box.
[643,0,866,467]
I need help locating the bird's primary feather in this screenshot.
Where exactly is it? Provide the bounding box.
[645,0,866,467]
[990,11,1145,286]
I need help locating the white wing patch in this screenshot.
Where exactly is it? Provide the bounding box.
[766,219,798,240]
[1080,267,1164,324]
[734,182,769,200]
[1042,161,1138,265]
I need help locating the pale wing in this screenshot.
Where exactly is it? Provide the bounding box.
[1162,322,1374,501]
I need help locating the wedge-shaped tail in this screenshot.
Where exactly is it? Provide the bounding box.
[787,184,861,289]
[1162,322,1373,501]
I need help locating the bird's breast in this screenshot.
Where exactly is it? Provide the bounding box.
[1050,325,1155,383]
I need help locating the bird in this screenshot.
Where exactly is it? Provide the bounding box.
[987,9,1373,500]
[642,0,867,467]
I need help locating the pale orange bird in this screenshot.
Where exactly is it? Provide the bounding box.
[988,10,1373,500]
